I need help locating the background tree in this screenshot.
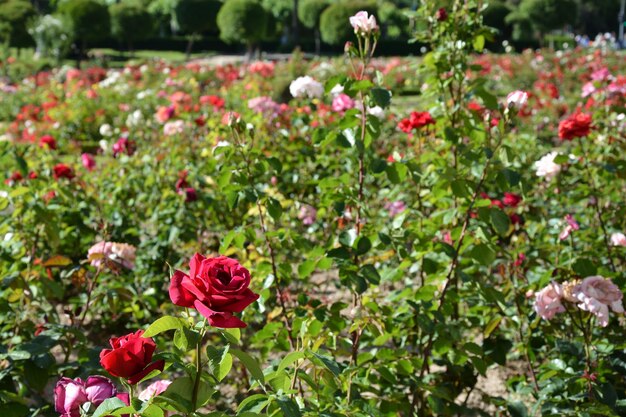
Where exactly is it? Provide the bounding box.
[378,1,410,39]
[217,0,268,58]
[0,0,36,51]
[483,0,513,47]
[518,0,579,40]
[58,0,110,66]
[319,0,376,46]
[297,0,328,54]
[110,1,155,54]
[174,0,221,57]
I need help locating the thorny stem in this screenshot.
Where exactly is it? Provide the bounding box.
[577,137,616,272]
[231,128,295,350]
[190,326,206,415]
[410,135,504,413]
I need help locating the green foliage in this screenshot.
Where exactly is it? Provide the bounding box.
[319,0,376,45]
[110,2,155,45]
[0,0,36,48]
[519,0,579,34]
[59,0,111,44]
[483,0,512,40]
[297,0,328,30]
[174,0,221,35]
[378,1,409,39]
[216,0,268,46]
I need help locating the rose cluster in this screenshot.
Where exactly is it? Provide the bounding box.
[534,276,624,327]
[398,111,435,133]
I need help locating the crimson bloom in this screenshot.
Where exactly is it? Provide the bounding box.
[398,111,435,132]
[53,164,74,180]
[39,134,57,150]
[503,192,522,207]
[558,112,592,140]
[169,254,259,328]
[99,330,164,385]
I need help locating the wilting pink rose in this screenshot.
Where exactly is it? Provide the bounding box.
[138,380,172,401]
[610,232,626,247]
[87,242,136,270]
[81,153,96,171]
[298,205,317,225]
[331,94,355,112]
[559,214,579,240]
[572,276,624,327]
[384,200,406,217]
[534,282,565,320]
[169,254,259,328]
[349,11,378,34]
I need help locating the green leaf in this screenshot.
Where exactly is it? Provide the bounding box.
[470,243,496,266]
[308,351,341,376]
[220,328,241,345]
[277,351,306,373]
[370,87,392,108]
[490,209,510,236]
[573,258,597,277]
[483,317,502,338]
[276,397,302,417]
[298,260,317,278]
[473,34,485,52]
[266,198,282,221]
[92,397,128,417]
[207,346,232,382]
[143,316,186,338]
[230,348,265,385]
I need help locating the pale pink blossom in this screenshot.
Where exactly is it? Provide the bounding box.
[87,242,136,270]
[534,282,566,320]
[581,82,596,98]
[534,152,561,181]
[248,96,281,119]
[138,380,172,401]
[349,11,378,35]
[505,90,528,108]
[572,276,624,327]
[610,232,626,247]
[163,120,185,136]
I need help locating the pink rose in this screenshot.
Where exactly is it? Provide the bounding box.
[559,214,579,240]
[610,232,626,247]
[138,380,172,401]
[331,94,355,112]
[572,276,624,327]
[81,153,96,171]
[84,376,117,405]
[298,205,317,226]
[505,90,528,108]
[54,376,116,417]
[534,282,565,320]
[349,11,378,35]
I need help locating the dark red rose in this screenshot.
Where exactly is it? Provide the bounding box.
[169,254,259,328]
[558,113,592,140]
[435,7,448,21]
[5,171,23,185]
[39,134,57,150]
[53,164,74,180]
[183,187,197,202]
[502,192,522,207]
[99,330,164,385]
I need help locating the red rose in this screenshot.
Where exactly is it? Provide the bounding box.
[99,330,164,385]
[169,254,259,328]
[39,135,57,150]
[558,113,592,140]
[502,192,522,207]
[53,164,74,180]
[409,111,435,129]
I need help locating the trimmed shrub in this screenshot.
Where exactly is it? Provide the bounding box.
[59,0,110,49]
[174,0,221,35]
[297,0,328,30]
[217,0,268,50]
[319,1,376,45]
[0,0,36,48]
[110,2,155,50]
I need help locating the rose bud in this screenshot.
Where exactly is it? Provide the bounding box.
[54,377,88,417]
[99,330,164,385]
[84,376,117,406]
[169,254,259,328]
